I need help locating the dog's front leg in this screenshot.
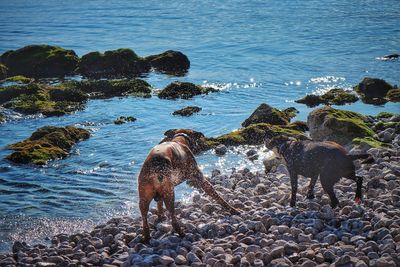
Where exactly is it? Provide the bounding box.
[289,171,298,207]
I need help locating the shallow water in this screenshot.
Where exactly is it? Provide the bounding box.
[0,0,399,251]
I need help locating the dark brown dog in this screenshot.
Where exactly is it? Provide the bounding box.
[138,129,239,243]
[266,135,373,208]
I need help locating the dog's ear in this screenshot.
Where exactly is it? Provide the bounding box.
[164,129,177,138]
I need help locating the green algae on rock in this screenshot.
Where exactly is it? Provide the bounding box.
[158,82,218,99]
[114,116,136,125]
[0,45,79,78]
[146,50,190,75]
[206,123,307,147]
[386,89,400,102]
[295,89,358,107]
[242,103,290,127]
[0,63,8,80]
[352,137,390,148]
[172,106,202,116]
[6,126,90,165]
[77,48,150,78]
[2,75,34,84]
[308,106,375,145]
[0,113,5,123]
[0,83,88,116]
[62,79,152,98]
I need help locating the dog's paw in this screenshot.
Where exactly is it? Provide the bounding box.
[155,215,167,224]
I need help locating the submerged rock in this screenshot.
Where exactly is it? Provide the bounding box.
[158,81,217,99]
[308,106,375,145]
[77,48,150,78]
[62,79,152,98]
[295,88,358,107]
[242,103,290,127]
[172,106,202,116]
[114,116,136,125]
[6,126,90,165]
[146,50,190,75]
[0,45,79,78]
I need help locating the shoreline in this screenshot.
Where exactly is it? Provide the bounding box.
[1,115,399,266]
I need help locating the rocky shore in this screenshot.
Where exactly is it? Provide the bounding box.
[1,114,399,267]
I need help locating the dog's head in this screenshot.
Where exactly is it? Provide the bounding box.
[161,129,207,154]
[265,135,297,155]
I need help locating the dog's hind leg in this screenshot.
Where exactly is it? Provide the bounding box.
[155,200,166,223]
[139,195,152,243]
[306,175,318,199]
[289,171,298,207]
[163,186,183,237]
[320,174,339,208]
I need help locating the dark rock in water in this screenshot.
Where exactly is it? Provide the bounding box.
[158,82,217,99]
[242,103,290,127]
[296,89,358,107]
[0,63,8,80]
[386,89,400,102]
[114,116,136,125]
[383,53,399,60]
[354,77,393,101]
[146,50,190,75]
[6,126,90,165]
[0,45,79,78]
[308,106,375,145]
[77,48,150,78]
[0,83,88,116]
[172,106,202,116]
[62,79,152,98]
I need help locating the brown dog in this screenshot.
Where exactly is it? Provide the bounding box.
[138,129,239,243]
[266,135,373,208]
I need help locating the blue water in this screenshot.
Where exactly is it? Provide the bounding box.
[0,0,399,251]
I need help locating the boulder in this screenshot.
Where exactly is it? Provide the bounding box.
[146,50,190,74]
[6,126,90,165]
[172,106,202,116]
[307,106,375,145]
[242,103,290,127]
[354,77,393,102]
[295,94,325,107]
[158,82,217,99]
[0,45,79,78]
[0,63,8,80]
[77,48,150,78]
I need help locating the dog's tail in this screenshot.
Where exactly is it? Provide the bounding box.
[347,154,374,164]
[148,155,171,183]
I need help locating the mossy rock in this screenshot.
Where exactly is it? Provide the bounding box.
[146,50,190,75]
[6,126,90,165]
[62,79,151,98]
[158,82,218,99]
[296,89,358,107]
[0,45,79,78]
[287,120,309,132]
[0,64,8,80]
[386,89,400,102]
[172,106,202,116]
[376,112,395,119]
[354,77,393,99]
[352,137,390,148]
[3,75,34,84]
[242,103,290,127]
[77,48,150,78]
[308,106,375,145]
[114,116,136,125]
[282,107,299,120]
[206,123,307,147]
[0,113,5,123]
[1,83,87,116]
